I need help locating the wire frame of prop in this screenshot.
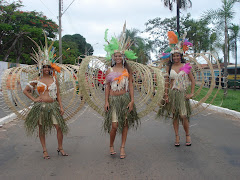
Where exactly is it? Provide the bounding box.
[78,56,165,118]
[0,64,84,121]
[157,52,222,116]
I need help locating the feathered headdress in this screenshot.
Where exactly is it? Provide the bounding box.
[160,31,193,59]
[28,31,62,75]
[104,22,137,60]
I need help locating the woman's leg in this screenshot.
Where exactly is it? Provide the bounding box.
[120,125,128,158]
[110,122,118,154]
[173,118,180,146]
[54,124,68,155]
[39,125,49,159]
[181,116,191,146]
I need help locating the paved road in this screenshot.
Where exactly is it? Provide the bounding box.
[0,108,8,119]
[0,105,240,180]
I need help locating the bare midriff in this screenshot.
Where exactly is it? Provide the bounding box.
[109,88,127,96]
[38,90,55,102]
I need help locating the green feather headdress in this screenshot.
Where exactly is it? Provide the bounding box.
[104,22,137,60]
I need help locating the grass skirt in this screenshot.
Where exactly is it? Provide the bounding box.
[157,89,191,122]
[104,93,140,133]
[24,101,68,136]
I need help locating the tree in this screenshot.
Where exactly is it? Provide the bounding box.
[145,14,212,56]
[125,29,154,64]
[229,24,240,90]
[182,17,211,53]
[62,34,93,56]
[145,16,177,55]
[54,34,94,64]
[161,0,192,34]
[0,0,58,63]
[202,0,239,96]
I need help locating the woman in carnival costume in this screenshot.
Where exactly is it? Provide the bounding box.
[23,34,68,159]
[157,31,195,147]
[104,23,140,159]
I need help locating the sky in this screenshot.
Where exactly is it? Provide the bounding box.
[19,0,240,63]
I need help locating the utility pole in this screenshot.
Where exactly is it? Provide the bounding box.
[59,0,62,64]
[176,0,180,35]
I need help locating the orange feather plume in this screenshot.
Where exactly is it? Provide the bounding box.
[168,31,178,44]
[51,63,61,73]
[183,45,189,52]
[37,85,45,93]
[113,69,129,84]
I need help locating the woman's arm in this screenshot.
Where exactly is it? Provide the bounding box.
[23,82,38,102]
[56,77,64,115]
[104,69,110,112]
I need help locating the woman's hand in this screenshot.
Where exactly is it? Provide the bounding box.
[185,93,194,99]
[105,102,110,112]
[60,107,64,116]
[33,97,42,102]
[127,101,134,112]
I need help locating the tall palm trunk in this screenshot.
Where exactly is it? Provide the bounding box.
[176,0,180,35]
[223,19,228,97]
[234,39,237,90]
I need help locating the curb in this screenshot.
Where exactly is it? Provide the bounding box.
[0,112,17,126]
[191,100,240,119]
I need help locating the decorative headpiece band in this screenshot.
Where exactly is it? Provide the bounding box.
[160,31,193,59]
[28,31,61,74]
[104,22,137,60]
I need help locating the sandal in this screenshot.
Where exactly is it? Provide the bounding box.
[57,148,69,156]
[175,135,180,147]
[120,147,126,159]
[186,135,192,146]
[110,146,116,155]
[43,151,50,159]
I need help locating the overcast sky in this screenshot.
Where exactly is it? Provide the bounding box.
[20,0,240,63]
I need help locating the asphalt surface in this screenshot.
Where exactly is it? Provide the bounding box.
[0,105,240,180]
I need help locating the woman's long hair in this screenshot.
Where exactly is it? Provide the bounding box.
[167,53,185,75]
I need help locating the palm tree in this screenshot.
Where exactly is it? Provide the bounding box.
[202,0,239,96]
[229,24,240,90]
[126,29,154,64]
[161,0,192,35]
[209,32,218,63]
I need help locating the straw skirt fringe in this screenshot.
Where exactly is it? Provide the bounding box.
[104,93,139,133]
[24,101,68,136]
[157,89,191,122]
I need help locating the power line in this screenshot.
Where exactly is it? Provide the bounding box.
[39,0,56,17]
[62,0,76,15]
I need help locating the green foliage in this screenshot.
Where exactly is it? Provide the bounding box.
[125,29,154,64]
[162,0,192,11]
[182,17,211,53]
[62,34,93,56]
[54,34,94,64]
[229,24,240,57]
[193,86,240,112]
[201,0,239,64]
[145,16,177,53]
[0,0,58,63]
[145,14,214,55]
